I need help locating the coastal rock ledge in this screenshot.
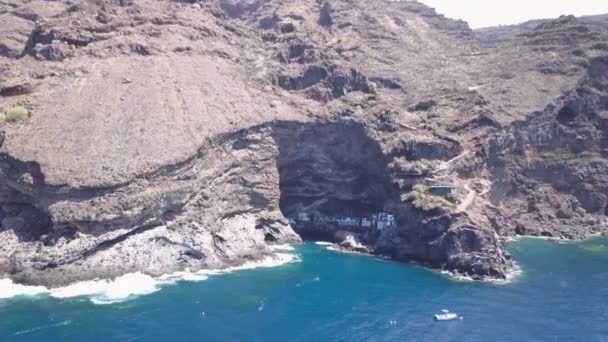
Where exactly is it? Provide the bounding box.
[0,0,607,286]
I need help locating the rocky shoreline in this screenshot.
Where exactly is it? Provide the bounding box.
[1,0,607,287]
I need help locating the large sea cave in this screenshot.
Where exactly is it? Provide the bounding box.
[272,121,399,241]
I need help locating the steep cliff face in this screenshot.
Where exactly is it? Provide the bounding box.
[0,123,304,286]
[0,0,607,285]
[276,122,393,230]
[485,56,608,239]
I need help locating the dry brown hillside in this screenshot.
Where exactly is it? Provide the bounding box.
[0,0,607,286]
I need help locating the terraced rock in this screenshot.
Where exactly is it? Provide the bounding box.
[0,0,607,286]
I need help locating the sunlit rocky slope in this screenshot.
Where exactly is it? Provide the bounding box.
[0,0,607,285]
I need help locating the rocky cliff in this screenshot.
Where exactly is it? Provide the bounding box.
[0,0,607,286]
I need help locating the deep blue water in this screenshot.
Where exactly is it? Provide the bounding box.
[1,238,607,341]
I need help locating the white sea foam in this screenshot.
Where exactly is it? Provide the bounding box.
[270,244,296,251]
[314,241,333,246]
[440,262,523,285]
[326,246,367,256]
[49,280,115,299]
[204,252,299,274]
[0,273,167,304]
[161,272,209,282]
[0,252,298,304]
[85,273,161,305]
[0,279,48,299]
[508,233,603,243]
[510,235,566,242]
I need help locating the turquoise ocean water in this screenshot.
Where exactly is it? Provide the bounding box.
[1,238,607,341]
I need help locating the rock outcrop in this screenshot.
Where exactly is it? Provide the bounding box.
[0,0,607,286]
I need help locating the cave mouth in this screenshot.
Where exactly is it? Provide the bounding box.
[556,105,577,125]
[0,202,52,242]
[272,120,397,241]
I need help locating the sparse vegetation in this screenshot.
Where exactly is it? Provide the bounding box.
[403,183,455,210]
[0,111,5,125]
[2,106,29,123]
[412,184,427,193]
[429,195,455,208]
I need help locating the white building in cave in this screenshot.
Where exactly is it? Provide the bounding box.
[290,211,396,230]
[376,213,396,230]
[337,217,360,226]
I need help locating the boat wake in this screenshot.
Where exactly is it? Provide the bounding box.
[0,252,299,305]
[13,320,72,336]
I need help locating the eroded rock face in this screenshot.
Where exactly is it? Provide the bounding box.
[0,123,308,286]
[0,0,607,285]
[485,56,608,240]
[276,122,392,223]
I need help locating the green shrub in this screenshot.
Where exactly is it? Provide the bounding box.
[0,112,5,125]
[4,106,29,123]
[404,184,455,211]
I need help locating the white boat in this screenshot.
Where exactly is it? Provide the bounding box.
[434,309,458,321]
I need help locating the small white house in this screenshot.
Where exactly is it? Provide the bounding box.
[377,213,396,230]
[337,217,359,226]
[361,218,373,228]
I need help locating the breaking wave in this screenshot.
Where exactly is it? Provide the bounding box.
[60,273,161,305]
[0,252,299,305]
[439,262,523,285]
[0,273,166,305]
[270,244,296,251]
[206,252,299,274]
[0,279,47,299]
